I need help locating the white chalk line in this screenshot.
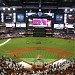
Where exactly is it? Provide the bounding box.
[0,38,11,47]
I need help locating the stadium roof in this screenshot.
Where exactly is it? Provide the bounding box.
[0,0,75,9]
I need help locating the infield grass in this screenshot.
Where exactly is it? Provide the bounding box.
[0,37,75,60]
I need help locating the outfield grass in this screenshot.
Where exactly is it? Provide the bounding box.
[0,39,7,44]
[0,37,75,61]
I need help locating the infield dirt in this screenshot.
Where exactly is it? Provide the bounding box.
[8,47,71,58]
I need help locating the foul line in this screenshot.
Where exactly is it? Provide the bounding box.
[0,38,11,47]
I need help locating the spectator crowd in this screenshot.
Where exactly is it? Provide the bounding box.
[0,56,75,75]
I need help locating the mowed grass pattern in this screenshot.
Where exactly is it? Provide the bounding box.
[0,37,75,59]
[19,50,59,59]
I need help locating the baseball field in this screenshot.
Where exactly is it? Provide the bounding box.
[0,37,75,63]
